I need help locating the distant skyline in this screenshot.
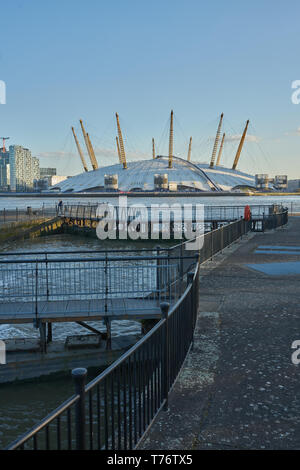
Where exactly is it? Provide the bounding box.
[1,0,300,178]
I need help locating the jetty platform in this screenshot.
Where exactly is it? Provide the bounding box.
[139,217,300,450]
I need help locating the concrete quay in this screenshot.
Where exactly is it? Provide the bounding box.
[0,333,140,384]
[0,217,63,243]
[139,217,300,450]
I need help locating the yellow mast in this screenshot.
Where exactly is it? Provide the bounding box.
[168,110,174,168]
[71,126,88,172]
[187,136,192,162]
[216,133,226,166]
[116,113,127,169]
[210,113,224,168]
[116,136,122,164]
[86,133,99,170]
[232,120,249,170]
[79,120,97,170]
[152,138,155,159]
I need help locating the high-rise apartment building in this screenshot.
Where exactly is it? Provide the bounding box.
[0,147,10,190]
[9,145,40,191]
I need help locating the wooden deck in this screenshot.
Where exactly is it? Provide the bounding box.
[0,298,162,324]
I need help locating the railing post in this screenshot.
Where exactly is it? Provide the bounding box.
[179,243,184,282]
[45,254,49,301]
[34,261,39,328]
[105,252,108,313]
[160,302,169,411]
[187,272,195,349]
[156,246,161,300]
[220,224,223,253]
[167,250,171,300]
[187,271,194,285]
[72,368,87,450]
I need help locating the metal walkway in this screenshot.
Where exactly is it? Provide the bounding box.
[0,297,162,324]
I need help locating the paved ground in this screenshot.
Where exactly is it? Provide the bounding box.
[139,217,300,450]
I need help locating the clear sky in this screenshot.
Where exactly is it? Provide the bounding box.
[1,0,300,178]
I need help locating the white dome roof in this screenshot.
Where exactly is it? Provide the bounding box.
[52,156,256,193]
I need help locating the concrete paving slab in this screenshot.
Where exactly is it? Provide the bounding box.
[138,218,300,450]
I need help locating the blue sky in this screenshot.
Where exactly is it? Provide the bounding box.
[0,0,300,177]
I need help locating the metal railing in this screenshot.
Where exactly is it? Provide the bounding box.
[0,203,290,225]
[0,206,58,225]
[6,271,199,451]
[62,203,286,222]
[252,209,289,232]
[4,212,289,450]
[0,255,191,318]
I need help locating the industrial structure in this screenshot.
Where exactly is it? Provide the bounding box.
[52,111,285,193]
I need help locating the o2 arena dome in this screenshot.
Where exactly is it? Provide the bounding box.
[52,155,256,193]
[51,112,271,193]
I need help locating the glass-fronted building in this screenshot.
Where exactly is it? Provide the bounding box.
[9,145,40,191]
[0,148,10,190]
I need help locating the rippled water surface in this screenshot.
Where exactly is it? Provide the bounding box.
[0,233,168,448]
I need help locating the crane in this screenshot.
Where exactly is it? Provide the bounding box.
[115,113,127,169]
[187,137,192,162]
[79,120,98,170]
[168,110,174,168]
[71,127,88,172]
[216,133,226,166]
[232,120,249,170]
[116,136,122,164]
[0,137,9,153]
[152,138,155,159]
[210,113,223,168]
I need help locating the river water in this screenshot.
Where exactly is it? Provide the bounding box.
[0,193,300,210]
[0,216,167,448]
[0,193,298,448]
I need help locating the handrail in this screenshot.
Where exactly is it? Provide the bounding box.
[0,254,197,264]
[6,394,79,450]
[3,212,288,450]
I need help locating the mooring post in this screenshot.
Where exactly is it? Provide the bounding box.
[160,302,170,411]
[72,368,87,450]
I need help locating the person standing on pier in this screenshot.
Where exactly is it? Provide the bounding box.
[58,200,64,215]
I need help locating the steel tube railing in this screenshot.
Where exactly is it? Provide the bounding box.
[4,212,289,450]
